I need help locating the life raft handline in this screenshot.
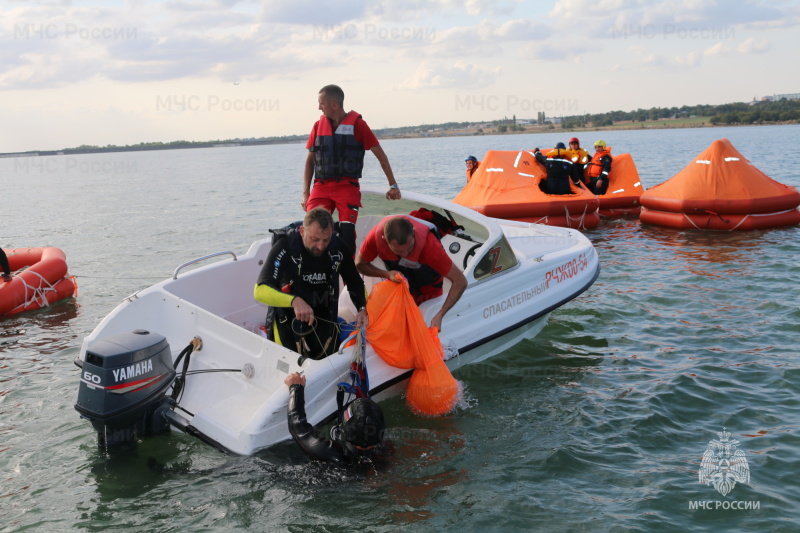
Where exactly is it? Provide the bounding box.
[0,247,77,316]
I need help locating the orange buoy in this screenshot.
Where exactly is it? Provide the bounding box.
[0,247,77,316]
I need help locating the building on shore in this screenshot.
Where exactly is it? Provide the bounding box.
[761,93,800,102]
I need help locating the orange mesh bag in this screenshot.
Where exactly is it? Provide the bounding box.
[366,276,459,416]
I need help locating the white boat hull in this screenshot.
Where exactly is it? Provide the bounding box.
[78,189,599,455]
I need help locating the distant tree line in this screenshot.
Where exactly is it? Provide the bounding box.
[707,99,800,125]
[372,121,474,137]
[12,98,798,157]
[560,99,800,129]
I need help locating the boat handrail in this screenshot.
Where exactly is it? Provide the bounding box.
[173,251,238,279]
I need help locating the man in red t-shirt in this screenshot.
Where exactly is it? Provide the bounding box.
[303,84,401,254]
[356,216,467,331]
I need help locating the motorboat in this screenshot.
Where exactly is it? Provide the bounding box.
[75,189,600,455]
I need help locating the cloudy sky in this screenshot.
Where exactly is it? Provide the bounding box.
[1,0,798,152]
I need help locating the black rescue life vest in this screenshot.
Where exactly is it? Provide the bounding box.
[312,110,365,182]
[268,225,345,316]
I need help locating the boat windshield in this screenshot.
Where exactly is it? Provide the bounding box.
[356,193,520,282]
[472,233,518,281]
[358,194,490,243]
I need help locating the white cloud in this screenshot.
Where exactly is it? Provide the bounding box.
[736,36,770,53]
[702,37,770,57]
[464,0,523,16]
[400,60,501,89]
[627,45,704,69]
[551,0,797,39]
[673,50,701,67]
[703,42,731,56]
[258,0,371,25]
[520,41,592,61]
[0,3,325,89]
[493,18,551,39]
[414,18,549,59]
[549,0,633,21]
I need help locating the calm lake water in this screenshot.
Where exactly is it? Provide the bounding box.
[2,125,799,532]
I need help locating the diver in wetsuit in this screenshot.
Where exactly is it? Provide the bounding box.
[254,208,367,360]
[285,372,386,465]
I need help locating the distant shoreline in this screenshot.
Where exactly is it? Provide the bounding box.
[0,138,305,158]
[1,118,796,158]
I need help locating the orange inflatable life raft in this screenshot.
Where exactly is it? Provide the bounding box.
[0,247,78,316]
[453,149,600,230]
[640,138,800,230]
[592,151,644,217]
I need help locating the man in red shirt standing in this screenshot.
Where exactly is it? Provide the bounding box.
[303,84,401,254]
[355,216,467,332]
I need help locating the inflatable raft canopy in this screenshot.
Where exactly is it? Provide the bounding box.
[640,138,800,230]
[453,149,600,229]
[0,247,77,316]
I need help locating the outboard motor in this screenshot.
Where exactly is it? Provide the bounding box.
[75,329,176,447]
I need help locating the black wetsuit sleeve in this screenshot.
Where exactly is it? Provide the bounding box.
[287,384,348,465]
[0,248,10,277]
[256,237,291,289]
[340,254,367,311]
[601,155,612,174]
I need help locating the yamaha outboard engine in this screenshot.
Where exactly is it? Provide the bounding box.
[75,329,176,447]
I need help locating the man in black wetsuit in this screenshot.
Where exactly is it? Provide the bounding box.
[254,207,367,359]
[533,143,574,195]
[285,372,385,465]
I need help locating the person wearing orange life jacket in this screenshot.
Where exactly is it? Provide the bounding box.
[586,140,613,195]
[303,84,401,256]
[533,142,574,195]
[355,215,467,332]
[565,137,590,185]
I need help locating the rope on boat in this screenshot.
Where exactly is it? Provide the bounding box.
[335,324,370,430]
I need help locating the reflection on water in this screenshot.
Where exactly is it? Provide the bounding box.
[84,435,190,503]
[640,224,780,266]
[385,425,469,523]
